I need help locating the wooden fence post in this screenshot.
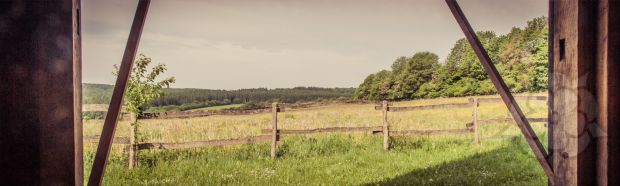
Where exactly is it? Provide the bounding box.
[271,103,279,160]
[128,115,136,169]
[472,97,480,144]
[382,100,389,151]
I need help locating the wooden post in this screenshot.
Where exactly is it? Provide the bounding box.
[271,102,279,160]
[547,1,555,186]
[551,0,601,185]
[472,98,480,144]
[0,0,83,184]
[128,116,136,169]
[88,0,150,185]
[382,100,389,151]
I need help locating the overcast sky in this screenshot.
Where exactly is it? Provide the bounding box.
[82,0,546,89]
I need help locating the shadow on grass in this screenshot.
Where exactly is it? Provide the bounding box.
[363,137,547,186]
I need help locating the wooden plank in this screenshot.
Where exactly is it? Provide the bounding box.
[0,1,82,184]
[261,126,384,135]
[596,0,608,184]
[83,136,130,144]
[88,1,151,185]
[547,1,555,185]
[382,101,390,151]
[375,102,472,112]
[390,128,473,136]
[137,135,272,150]
[477,96,548,103]
[446,0,554,181]
[73,0,84,184]
[597,0,620,185]
[551,0,599,185]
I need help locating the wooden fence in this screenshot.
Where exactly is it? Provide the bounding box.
[374,95,549,147]
[83,95,548,167]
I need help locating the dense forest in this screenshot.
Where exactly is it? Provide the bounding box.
[355,17,548,100]
[83,83,355,111]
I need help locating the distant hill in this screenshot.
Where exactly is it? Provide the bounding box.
[83,83,355,112]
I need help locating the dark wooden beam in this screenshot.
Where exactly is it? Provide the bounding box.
[87,0,150,185]
[445,0,555,181]
[596,0,620,185]
[547,0,555,185]
[0,0,82,185]
[551,0,599,185]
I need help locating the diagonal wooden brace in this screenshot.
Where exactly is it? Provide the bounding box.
[87,0,151,185]
[445,0,555,182]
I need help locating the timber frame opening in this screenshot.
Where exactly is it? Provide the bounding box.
[86,0,556,185]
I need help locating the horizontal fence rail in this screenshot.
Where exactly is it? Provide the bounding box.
[477,117,548,125]
[375,102,472,112]
[390,128,473,136]
[476,96,547,103]
[261,126,383,135]
[137,135,272,150]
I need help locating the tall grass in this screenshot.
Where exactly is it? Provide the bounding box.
[83,93,548,185]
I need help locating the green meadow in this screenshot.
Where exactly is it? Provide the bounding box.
[83,93,548,185]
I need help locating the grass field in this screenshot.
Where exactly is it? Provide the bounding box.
[83,93,549,185]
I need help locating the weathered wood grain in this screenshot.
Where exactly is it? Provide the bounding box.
[596,0,620,185]
[551,0,599,185]
[547,1,555,185]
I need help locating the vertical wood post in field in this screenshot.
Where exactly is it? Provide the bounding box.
[128,117,136,169]
[382,100,390,151]
[472,98,480,144]
[271,103,279,160]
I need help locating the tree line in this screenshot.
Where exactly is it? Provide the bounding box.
[355,17,548,100]
[84,83,355,112]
